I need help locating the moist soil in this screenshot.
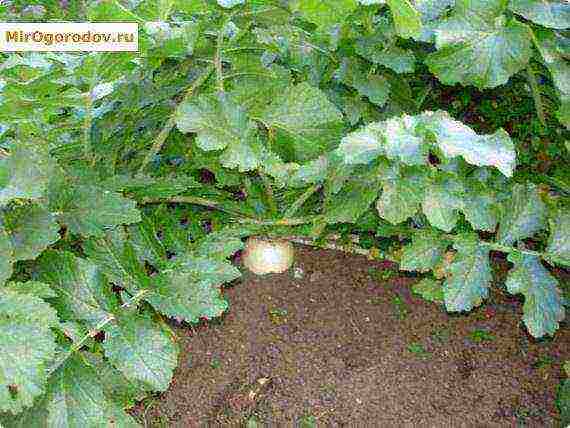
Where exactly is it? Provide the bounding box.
[132,246,570,427]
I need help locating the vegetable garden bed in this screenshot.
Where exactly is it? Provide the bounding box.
[132,247,570,426]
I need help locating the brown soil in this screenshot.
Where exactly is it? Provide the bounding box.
[132,246,570,427]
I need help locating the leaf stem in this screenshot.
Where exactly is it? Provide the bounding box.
[526,65,547,128]
[141,195,251,219]
[137,65,214,174]
[284,184,321,218]
[83,92,93,163]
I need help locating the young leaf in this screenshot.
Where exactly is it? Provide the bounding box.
[401,230,449,272]
[498,183,547,246]
[443,234,492,312]
[175,92,263,172]
[412,278,444,303]
[387,0,422,39]
[49,183,141,238]
[0,287,58,414]
[547,210,570,264]
[509,0,570,30]
[3,204,59,261]
[258,82,344,162]
[103,312,178,392]
[506,252,565,338]
[425,0,533,88]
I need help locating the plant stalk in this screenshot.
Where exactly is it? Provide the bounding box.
[137,65,214,174]
[526,65,547,128]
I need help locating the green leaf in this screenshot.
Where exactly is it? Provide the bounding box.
[401,230,449,272]
[292,0,358,28]
[0,143,56,207]
[421,111,516,177]
[102,174,200,199]
[498,183,547,246]
[533,29,570,129]
[557,379,570,427]
[3,354,139,427]
[175,92,263,172]
[103,312,178,392]
[412,278,444,303]
[49,183,141,238]
[506,252,565,338]
[509,0,570,29]
[547,210,570,264]
[3,281,56,299]
[444,234,491,312]
[376,168,426,224]
[425,0,533,88]
[460,183,500,232]
[0,287,58,414]
[0,221,13,285]
[421,178,463,232]
[334,58,390,107]
[37,251,117,327]
[324,165,382,224]
[387,0,422,39]
[149,255,239,323]
[3,204,59,261]
[258,82,344,162]
[337,111,516,177]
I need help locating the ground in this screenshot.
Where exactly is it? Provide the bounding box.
[132,246,570,427]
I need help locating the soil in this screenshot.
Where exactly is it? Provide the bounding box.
[131,246,570,427]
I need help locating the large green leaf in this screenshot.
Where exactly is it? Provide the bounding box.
[103,312,178,392]
[443,234,492,312]
[3,354,139,427]
[506,252,565,338]
[547,210,570,264]
[258,82,344,162]
[149,255,240,323]
[37,251,117,327]
[425,0,533,88]
[49,181,141,238]
[387,0,422,39]
[509,0,570,29]
[498,183,547,246]
[0,143,56,207]
[337,111,516,176]
[0,287,58,414]
[3,204,59,261]
[175,93,263,172]
[401,230,449,272]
